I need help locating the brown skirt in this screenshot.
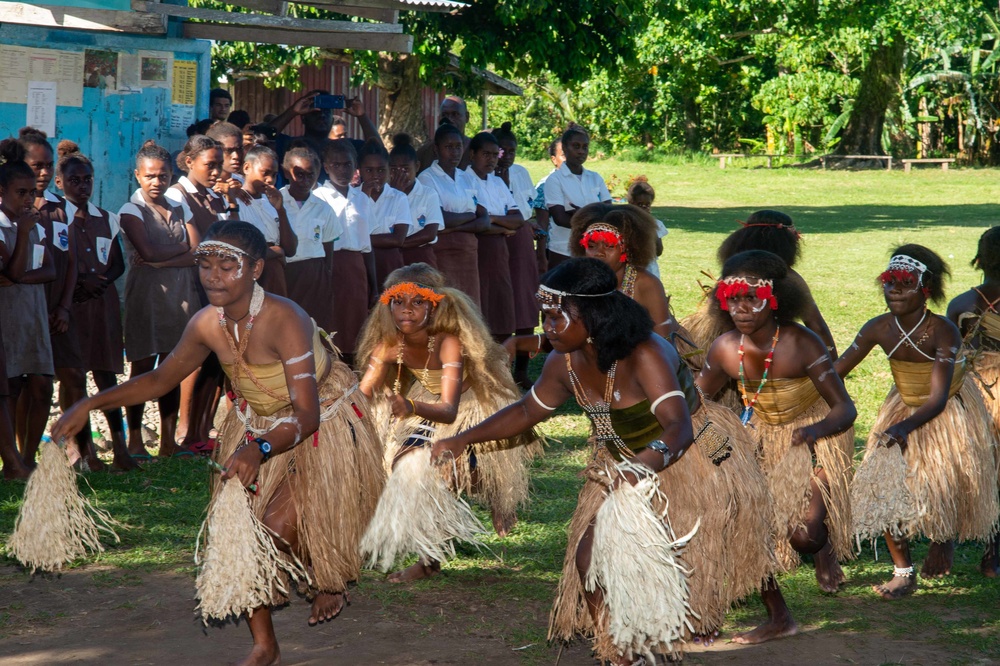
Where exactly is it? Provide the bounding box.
[73,284,124,374]
[401,244,437,269]
[507,226,539,330]
[259,256,288,298]
[286,258,336,334]
[372,247,405,292]
[50,317,85,370]
[477,234,515,336]
[434,231,480,306]
[329,250,369,355]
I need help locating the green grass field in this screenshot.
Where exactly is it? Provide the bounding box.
[2,162,999,664]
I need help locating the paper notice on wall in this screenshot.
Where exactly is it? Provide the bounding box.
[138,50,172,89]
[26,81,56,136]
[28,48,83,107]
[172,60,197,106]
[0,45,29,104]
[169,104,196,137]
[116,52,141,93]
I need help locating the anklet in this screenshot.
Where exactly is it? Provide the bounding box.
[893,566,915,577]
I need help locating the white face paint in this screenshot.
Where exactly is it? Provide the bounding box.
[751,301,767,313]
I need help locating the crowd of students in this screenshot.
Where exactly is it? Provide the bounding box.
[0,93,644,474]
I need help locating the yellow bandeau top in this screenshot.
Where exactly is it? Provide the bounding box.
[222,327,330,416]
[412,365,469,396]
[889,357,966,408]
[751,376,822,426]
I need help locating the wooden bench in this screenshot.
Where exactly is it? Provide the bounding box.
[820,154,893,170]
[901,158,955,173]
[715,153,803,169]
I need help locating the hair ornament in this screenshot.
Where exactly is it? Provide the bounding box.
[715,276,778,311]
[194,240,250,263]
[879,255,930,295]
[379,281,445,307]
[579,223,627,262]
[535,283,617,309]
[738,219,802,240]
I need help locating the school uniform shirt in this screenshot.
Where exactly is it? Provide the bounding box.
[367,185,412,236]
[240,196,281,245]
[544,163,611,257]
[417,161,477,215]
[313,184,374,252]
[0,209,54,376]
[647,218,669,278]
[65,200,121,268]
[42,189,72,254]
[280,187,342,263]
[405,179,444,241]
[165,176,227,225]
[466,169,523,219]
[507,164,538,214]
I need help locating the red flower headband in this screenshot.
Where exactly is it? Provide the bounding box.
[580,223,627,263]
[715,277,778,311]
[878,254,930,296]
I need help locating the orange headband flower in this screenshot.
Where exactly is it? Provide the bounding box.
[379,282,445,306]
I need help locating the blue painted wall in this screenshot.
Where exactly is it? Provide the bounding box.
[0,24,210,210]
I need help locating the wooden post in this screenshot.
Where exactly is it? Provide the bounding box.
[481,89,488,131]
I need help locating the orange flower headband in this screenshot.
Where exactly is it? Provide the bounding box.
[379,281,445,306]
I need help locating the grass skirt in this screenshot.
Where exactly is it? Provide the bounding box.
[210,361,385,604]
[752,399,855,567]
[853,379,999,542]
[549,399,777,659]
[972,350,1000,485]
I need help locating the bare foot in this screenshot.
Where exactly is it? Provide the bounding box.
[307,591,347,626]
[111,453,141,472]
[388,561,440,583]
[921,541,954,578]
[980,539,999,578]
[491,510,517,538]
[873,571,917,600]
[83,454,106,472]
[814,541,846,593]
[234,643,280,666]
[733,614,798,644]
[693,629,721,645]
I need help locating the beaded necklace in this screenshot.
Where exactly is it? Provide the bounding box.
[565,355,631,458]
[737,324,780,427]
[393,333,436,395]
[620,264,638,299]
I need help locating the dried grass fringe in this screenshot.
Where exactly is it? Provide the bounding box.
[753,398,855,568]
[212,359,385,605]
[859,381,999,542]
[971,351,1000,483]
[6,439,120,573]
[195,480,310,623]
[360,447,486,571]
[850,437,918,543]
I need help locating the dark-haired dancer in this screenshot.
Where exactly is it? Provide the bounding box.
[698,250,857,641]
[840,245,999,597]
[494,123,540,385]
[240,145,297,297]
[0,139,48,477]
[314,139,375,364]
[389,134,440,268]
[281,146,340,334]
[435,257,776,661]
[544,126,610,269]
[53,221,384,666]
[417,121,489,305]
[52,143,134,470]
[359,138,411,288]
[947,227,1000,578]
[118,141,201,458]
[467,131,519,341]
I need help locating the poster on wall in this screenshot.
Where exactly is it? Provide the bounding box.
[138,50,172,89]
[83,49,118,90]
[170,59,199,137]
[0,45,83,107]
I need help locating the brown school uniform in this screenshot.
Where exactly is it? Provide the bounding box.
[507,225,539,330]
[37,192,84,369]
[168,176,228,305]
[401,244,437,268]
[0,214,55,377]
[72,206,125,374]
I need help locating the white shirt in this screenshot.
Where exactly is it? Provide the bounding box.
[507,164,537,215]
[646,218,668,278]
[366,185,412,236]
[417,161,477,214]
[280,186,342,263]
[313,184,373,252]
[545,163,611,256]
[466,169,522,219]
[240,196,281,245]
[404,179,443,241]
[165,176,226,224]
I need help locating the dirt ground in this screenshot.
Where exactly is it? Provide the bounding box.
[0,565,972,666]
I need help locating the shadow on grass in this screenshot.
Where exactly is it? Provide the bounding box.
[659,205,1000,233]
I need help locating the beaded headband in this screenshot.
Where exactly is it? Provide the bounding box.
[536,283,617,309]
[194,240,251,263]
[738,219,802,240]
[379,281,445,306]
[579,223,626,262]
[715,276,778,311]
[879,254,928,287]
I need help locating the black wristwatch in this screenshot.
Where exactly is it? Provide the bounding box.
[254,437,272,463]
[647,439,672,469]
